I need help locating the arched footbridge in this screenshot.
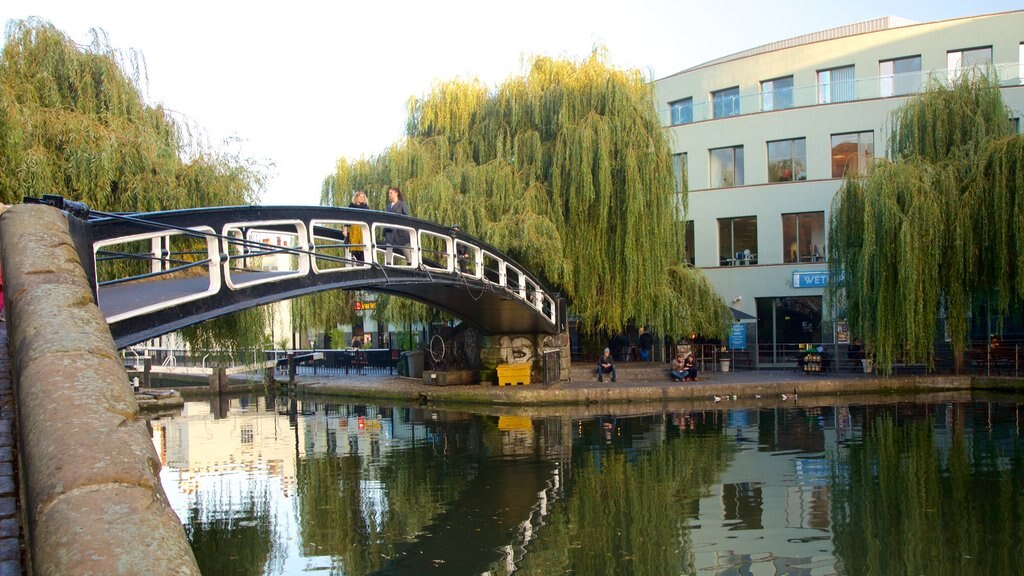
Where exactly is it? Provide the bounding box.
[38,197,564,349]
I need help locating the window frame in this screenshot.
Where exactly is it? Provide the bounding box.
[766,138,807,183]
[817,65,855,104]
[718,216,758,266]
[782,211,826,264]
[709,145,744,189]
[712,86,741,118]
[879,55,922,97]
[761,75,794,111]
[672,153,687,193]
[947,46,993,81]
[830,131,874,178]
[684,220,695,266]
[669,97,693,125]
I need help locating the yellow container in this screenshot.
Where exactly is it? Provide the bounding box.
[498,415,533,431]
[496,363,531,386]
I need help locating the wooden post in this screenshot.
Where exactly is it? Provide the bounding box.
[142,356,152,388]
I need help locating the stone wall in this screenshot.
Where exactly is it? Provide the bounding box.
[0,205,200,575]
[480,331,571,383]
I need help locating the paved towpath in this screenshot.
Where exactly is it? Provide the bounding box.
[290,361,1001,410]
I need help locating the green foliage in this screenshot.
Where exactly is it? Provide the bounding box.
[832,415,1024,575]
[178,302,273,356]
[290,290,358,337]
[829,74,1023,372]
[1,19,271,352]
[0,19,266,208]
[323,51,730,339]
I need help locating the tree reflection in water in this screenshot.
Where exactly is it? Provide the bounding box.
[831,412,1024,576]
[162,397,1024,575]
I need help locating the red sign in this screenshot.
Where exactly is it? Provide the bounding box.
[354,301,377,311]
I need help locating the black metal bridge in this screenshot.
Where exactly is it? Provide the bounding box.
[54,202,563,349]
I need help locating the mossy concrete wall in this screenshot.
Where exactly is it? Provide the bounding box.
[480,331,571,383]
[0,205,199,575]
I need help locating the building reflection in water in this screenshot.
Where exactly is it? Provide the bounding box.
[150,396,1024,576]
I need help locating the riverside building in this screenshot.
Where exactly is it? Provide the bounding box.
[653,10,1024,366]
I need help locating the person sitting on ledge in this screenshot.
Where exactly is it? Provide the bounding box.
[683,353,698,381]
[670,352,686,382]
[597,348,617,382]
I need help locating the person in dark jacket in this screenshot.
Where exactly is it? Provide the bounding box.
[597,348,617,383]
[638,327,653,362]
[384,186,411,265]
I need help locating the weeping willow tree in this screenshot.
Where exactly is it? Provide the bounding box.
[322,51,731,338]
[1,19,271,352]
[829,73,1023,372]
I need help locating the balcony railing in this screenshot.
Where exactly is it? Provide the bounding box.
[661,62,1022,126]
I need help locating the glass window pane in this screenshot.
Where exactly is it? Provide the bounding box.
[718,217,758,265]
[857,132,874,175]
[948,47,993,81]
[735,146,744,186]
[710,146,742,188]
[793,138,806,180]
[768,140,792,182]
[670,98,693,125]
[673,153,685,193]
[734,217,757,263]
[819,66,854,103]
[718,219,731,265]
[768,138,805,182]
[685,221,694,266]
[831,133,856,176]
[762,76,793,111]
[713,87,740,118]
[782,214,798,262]
[783,212,825,263]
[879,60,895,97]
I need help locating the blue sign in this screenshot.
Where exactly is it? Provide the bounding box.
[729,322,746,350]
[792,270,830,288]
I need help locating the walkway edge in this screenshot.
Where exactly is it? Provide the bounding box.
[300,373,975,407]
[0,205,200,576]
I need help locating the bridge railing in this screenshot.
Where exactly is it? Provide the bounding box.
[81,206,560,331]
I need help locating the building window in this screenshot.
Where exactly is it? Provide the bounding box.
[673,153,687,193]
[670,98,693,125]
[831,131,874,177]
[880,55,922,97]
[817,65,855,104]
[947,46,992,81]
[761,76,794,111]
[767,138,806,182]
[684,220,695,266]
[782,212,825,263]
[710,146,744,188]
[713,87,740,118]
[718,216,757,266]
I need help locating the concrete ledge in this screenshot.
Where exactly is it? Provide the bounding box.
[0,205,200,575]
[300,372,977,407]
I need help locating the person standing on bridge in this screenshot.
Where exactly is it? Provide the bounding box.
[385,186,411,265]
[347,190,369,264]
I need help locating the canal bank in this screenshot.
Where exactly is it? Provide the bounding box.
[290,363,1023,407]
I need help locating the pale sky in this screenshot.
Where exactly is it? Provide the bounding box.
[3,1,1021,206]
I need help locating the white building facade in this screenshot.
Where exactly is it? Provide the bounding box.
[653,10,1024,365]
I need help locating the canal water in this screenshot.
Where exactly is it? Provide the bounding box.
[150,394,1024,575]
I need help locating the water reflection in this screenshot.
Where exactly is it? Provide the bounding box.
[151,396,1024,575]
